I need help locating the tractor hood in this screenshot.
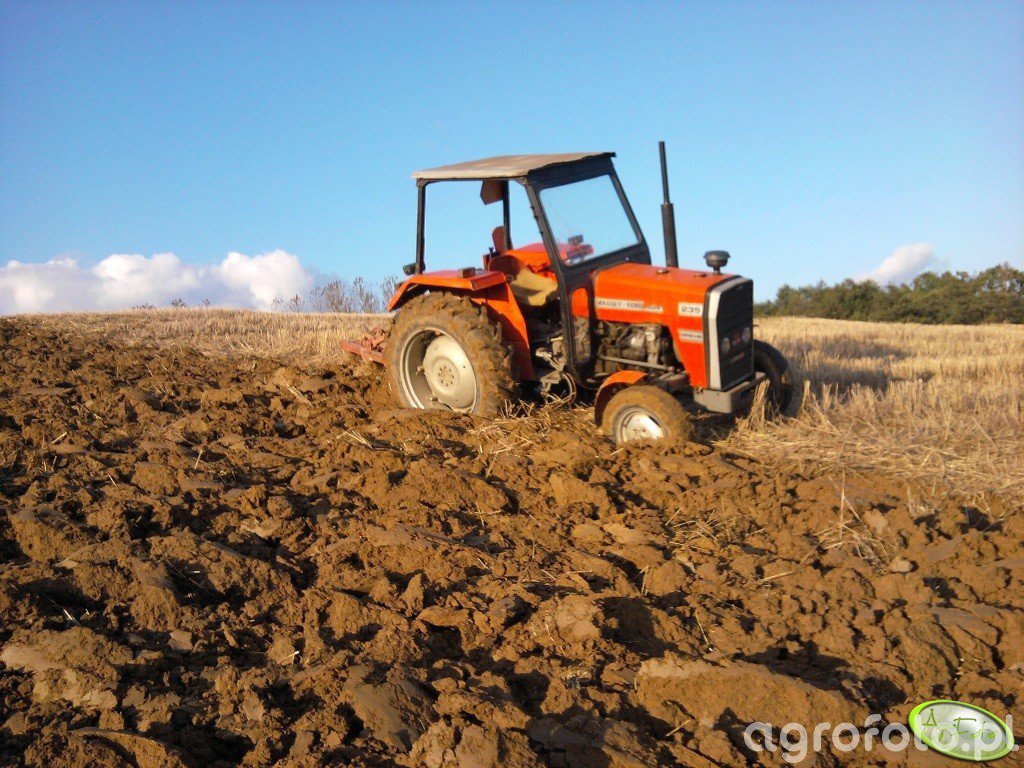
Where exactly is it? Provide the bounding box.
[588,262,738,318]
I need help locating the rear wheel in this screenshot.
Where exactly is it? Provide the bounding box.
[601,385,693,445]
[752,339,794,415]
[387,292,515,417]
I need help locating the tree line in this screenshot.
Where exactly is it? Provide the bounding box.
[756,263,1024,324]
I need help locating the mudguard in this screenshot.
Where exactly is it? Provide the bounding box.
[593,370,648,424]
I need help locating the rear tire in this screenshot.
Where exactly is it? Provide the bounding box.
[752,339,794,415]
[387,292,516,417]
[601,385,693,445]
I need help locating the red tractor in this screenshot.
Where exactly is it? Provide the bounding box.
[343,144,792,444]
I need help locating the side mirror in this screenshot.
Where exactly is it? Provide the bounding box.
[402,262,416,276]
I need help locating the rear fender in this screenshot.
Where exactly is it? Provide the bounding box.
[387,270,507,311]
[388,271,534,381]
[593,370,648,424]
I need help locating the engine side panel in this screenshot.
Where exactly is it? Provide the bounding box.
[570,263,737,388]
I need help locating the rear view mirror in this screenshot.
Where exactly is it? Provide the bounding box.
[402,262,416,276]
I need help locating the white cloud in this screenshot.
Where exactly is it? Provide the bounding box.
[214,250,313,310]
[857,243,936,285]
[92,253,204,306]
[0,250,316,314]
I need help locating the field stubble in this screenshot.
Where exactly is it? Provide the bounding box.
[736,317,1024,513]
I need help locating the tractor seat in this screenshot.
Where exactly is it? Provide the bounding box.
[487,227,557,310]
[508,267,557,308]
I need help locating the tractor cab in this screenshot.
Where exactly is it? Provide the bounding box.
[393,153,656,384]
[353,147,793,445]
[399,155,638,309]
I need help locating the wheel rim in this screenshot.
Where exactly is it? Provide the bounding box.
[399,329,478,411]
[615,406,666,442]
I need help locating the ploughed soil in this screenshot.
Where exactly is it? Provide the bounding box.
[0,316,1020,768]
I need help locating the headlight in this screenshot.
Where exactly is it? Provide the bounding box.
[721,336,731,353]
[741,326,751,344]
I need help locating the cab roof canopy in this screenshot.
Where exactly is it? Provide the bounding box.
[412,152,614,182]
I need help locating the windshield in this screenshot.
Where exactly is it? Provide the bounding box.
[539,174,639,264]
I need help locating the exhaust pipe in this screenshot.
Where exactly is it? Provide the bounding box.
[659,140,679,269]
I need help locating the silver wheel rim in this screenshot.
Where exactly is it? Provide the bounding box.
[615,406,666,442]
[399,329,478,411]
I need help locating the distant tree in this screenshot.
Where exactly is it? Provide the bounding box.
[756,263,1023,325]
[304,275,399,314]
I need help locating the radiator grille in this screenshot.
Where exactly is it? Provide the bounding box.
[715,280,754,389]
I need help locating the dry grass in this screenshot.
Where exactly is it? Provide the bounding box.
[726,317,1024,511]
[17,309,1023,509]
[38,308,387,363]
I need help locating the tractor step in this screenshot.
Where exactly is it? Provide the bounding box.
[339,331,386,365]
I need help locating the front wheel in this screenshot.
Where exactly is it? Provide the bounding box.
[752,339,794,415]
[600,385,693,445]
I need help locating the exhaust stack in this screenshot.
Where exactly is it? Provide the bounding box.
[659,141,679,269]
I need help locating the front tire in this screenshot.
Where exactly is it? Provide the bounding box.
[752,339,794,415]
[601,385,693,445]
[386,292,516,417]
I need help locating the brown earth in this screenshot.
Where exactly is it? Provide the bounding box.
[0,316,1020,767]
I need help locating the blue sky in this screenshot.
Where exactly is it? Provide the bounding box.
[1,1,1022,310]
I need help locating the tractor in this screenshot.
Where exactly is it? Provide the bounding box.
[342,143,792,444]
